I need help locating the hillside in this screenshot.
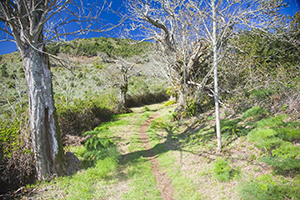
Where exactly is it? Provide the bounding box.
[1,34,300,199]
[10,102,300,199]
[0,37,169,194]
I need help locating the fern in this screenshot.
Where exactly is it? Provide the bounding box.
[239,174,300,200]
[84,137,113,151]
[260,157,300,174]
[247,129,283,156]
[276,127,300,142]
[272,142,300,159]
[212,157,238,182]
[256,114,287,129]
[242,106,269,120]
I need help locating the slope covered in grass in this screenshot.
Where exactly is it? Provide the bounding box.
[17,102,300,200]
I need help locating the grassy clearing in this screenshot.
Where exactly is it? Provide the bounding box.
[22,103,300,199]
[24,104,162,199]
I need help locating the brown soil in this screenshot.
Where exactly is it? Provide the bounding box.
[138,112,175,200]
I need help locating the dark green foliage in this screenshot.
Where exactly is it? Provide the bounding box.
[272,142,300,159]
[1,64,9,77]
[244,108,300,176]
[250,89,275,101]
[47,37,152,58]
[260,157,300,175]
[219,118,243,136]
[77,71,84,79]
[276,123,300,142]
[84,137,113,151]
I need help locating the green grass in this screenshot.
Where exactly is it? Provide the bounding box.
[158,151,204,199]
[122,156,162,200]
[146,116,204,199]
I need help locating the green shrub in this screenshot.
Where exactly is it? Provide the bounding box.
[256,114,287,129]
[1,64,9,77]
[0,122,20,160]
[212,157,238,182]
[82,137,119,167]
[260,157,300,174]
[56,95,115,135]
[250,89,275,100]
[276,126,300,142]
[242,106,269,120]
[239,174,300,200]
[219,118,245,137]
[247,128,283,156]
[272,142,300,159]
[84,137,113,151]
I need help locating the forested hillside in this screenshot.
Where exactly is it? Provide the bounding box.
[0,1,299,199]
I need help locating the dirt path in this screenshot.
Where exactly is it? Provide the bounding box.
[138,112,175,200]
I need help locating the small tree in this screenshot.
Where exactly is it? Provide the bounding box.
[115,61,134,113]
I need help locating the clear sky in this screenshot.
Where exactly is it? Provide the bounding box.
[0,0,299,55]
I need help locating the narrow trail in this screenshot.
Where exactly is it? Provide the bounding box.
[138,112,175,200]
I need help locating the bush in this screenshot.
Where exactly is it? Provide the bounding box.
[92,156,119,178]
[260,157,300,175]
[247,128,283,156]
[164,100,176,107]
[56,95,115,136]
[242,106,269,121]
[239,174,300,200]
[0,121,35,194]
[212,157,238,182]
[256,114,287,129]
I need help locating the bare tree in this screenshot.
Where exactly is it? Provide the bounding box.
[115,60,134,113]
[0,0,120,181]
[125,0,211,117]
[126,0,286,153]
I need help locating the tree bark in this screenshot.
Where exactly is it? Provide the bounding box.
[118,83,128,113]
[21,45,66,181]
[212,0,222,154]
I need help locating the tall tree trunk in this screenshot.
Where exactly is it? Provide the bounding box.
[21,46,66,181]
[212,0,222,154]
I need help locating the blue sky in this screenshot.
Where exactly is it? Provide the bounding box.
[0,0,299,55]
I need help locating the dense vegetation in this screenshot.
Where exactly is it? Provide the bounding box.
[48,37,152,58]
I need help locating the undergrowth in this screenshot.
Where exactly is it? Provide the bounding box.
[212,157,240,182]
